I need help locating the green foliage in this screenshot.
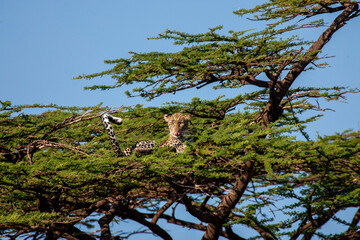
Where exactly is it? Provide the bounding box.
[0,212,63,226]
[75,19,321,100]
[234,0,360,21]
[1,101,359,239]
[74,2,360,103]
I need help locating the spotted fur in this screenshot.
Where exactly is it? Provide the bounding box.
[160,113,192,153]
[101,113,124,157]
[101,112,191,157]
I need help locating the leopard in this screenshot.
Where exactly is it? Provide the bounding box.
[101,112,192,157]
[160,113,192,153]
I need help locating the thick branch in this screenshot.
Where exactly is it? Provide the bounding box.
[172,183,219,223]
[278,3,359,98]
[224,227,246,240]
[146,213,246,240]
[202,160,254,240]
[120,206,173,240]
[339,231,360,240]
[151,198,176,224]
[261,3,359,124]
[76,199,110,219]
[239,75,271,88]
[98,200,119,240]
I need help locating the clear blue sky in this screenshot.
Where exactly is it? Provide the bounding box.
[1,1,359,239]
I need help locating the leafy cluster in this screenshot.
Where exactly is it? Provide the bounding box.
[1,101,359,239]
[234,0,360,21]
[76,23,313,100]
[76,1,359,103]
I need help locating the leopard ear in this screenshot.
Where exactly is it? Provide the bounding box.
[184,114,191,121]
[164,114,171,122]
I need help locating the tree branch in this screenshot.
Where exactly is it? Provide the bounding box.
[346,207,360,234]
[278,3,359,100]
[260,3,359,124]
[119,206,173,240]
[146,213,247,240]
[98,200,120,240]
[290,206,338,240]
[224,227,246,240]
[202,160,254,240]
[151,198,176,224]
[60,226,96,240]
[171,184,219,224]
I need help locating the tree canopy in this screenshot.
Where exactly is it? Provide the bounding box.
[1,1,360,240]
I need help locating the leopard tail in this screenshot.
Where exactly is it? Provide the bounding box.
[101,113,125,157]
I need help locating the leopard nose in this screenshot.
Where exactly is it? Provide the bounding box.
[173,131,180,136]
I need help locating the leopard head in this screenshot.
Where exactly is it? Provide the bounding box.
[164,113,191,138]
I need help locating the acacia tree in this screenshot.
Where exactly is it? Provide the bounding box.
[1,1,360,240]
